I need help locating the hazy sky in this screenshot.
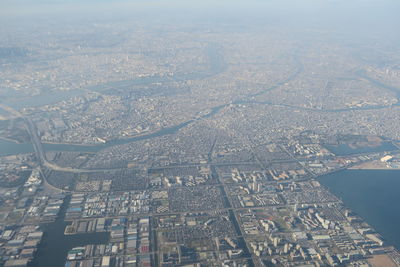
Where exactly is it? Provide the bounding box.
[1,0,400,46]
[2,0,400,19]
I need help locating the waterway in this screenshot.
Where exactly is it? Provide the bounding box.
[318,169,400,250]
[0,138,34,156]
[29,195,110,267]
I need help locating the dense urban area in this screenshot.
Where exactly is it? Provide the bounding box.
[1,2,400,267]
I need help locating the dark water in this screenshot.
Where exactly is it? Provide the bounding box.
[29,195,109,267]
[318,169,400,249]
[0,138,34,156]
[325,142,398,156]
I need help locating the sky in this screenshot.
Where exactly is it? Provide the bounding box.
[1,0,400,46]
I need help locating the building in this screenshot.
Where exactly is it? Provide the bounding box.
[4,259,30,267]
[380,155,393,162]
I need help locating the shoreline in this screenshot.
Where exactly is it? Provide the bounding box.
[318,169,400,251]
[0,136,26,144]
[349,160,400,170]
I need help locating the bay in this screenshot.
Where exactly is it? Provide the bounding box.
[318,169,400,249]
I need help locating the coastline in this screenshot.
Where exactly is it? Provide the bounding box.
[318,169,400,250]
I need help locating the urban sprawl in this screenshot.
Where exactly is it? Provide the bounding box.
[1,15,400,267]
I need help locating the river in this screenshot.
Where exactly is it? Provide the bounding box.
[0,138,34,156]
[318,169,400,250]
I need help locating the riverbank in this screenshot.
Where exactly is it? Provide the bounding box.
[0,136,24,144]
